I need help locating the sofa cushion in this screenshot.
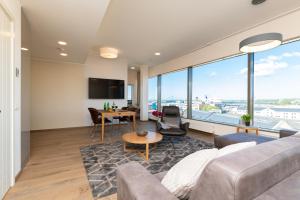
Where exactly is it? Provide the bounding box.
[254,170,300,200]
[190,136,300,200]
[214,133,275,148]
[161,148,219,199]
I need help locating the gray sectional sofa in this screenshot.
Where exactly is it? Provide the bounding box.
[117,133,300,200]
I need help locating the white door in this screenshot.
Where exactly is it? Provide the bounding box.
[0,4,13,199]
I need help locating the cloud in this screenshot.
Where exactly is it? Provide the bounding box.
[292,65,300,70]
[282,52,300,57]
[240,51,300,76]
[209,72,217,77]
[254,60,288,76]
[258,55,281,62]
[240,68,247,75]
[240,55,288,77]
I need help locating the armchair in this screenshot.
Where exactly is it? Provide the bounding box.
[156,106,189,153]
[157,106,189,136]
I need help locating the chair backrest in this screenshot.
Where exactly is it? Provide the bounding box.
[88,108,99,124]
[161,106,181,126]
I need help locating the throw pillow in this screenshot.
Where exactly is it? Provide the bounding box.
[161,148,218,199]
[217,141,257,158]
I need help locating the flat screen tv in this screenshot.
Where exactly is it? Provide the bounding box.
[88,78,124,99]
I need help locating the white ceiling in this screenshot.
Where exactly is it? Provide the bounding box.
[22,0,300,66]
[21,0,110,63]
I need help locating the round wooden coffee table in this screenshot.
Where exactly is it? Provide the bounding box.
[122,131,163,160]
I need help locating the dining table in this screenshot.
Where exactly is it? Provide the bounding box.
[98,110,136,142]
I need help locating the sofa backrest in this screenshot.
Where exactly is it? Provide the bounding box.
[190,136,300,200]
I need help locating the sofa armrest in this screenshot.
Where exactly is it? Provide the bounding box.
[279,129,297,138]
[180,122,190,132]
[117,162,177,200]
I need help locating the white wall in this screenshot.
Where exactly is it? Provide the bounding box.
[149,9,300,136]
[31,54,128,130]
[128,69,138,106]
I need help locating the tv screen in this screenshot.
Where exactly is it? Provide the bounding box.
[88,78,124,99]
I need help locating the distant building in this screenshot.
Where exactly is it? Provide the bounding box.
[255,107,300,120]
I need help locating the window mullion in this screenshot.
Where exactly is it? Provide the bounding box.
[247,53,255,125]
[187,67,193,119]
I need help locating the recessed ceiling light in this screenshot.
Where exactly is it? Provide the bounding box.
[21,47,29,51]
[155,52,161,56]
[60,53,68,56]
[58,41,67,45]
[130,67,135,70]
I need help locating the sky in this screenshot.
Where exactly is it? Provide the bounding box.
[148,40,300,101]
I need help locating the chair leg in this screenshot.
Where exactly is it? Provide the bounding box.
[90,124,96,138]
[167,137,176,154]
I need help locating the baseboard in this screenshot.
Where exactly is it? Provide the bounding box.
[30,121,143,133]
[15,169,23,182]
[189,128,214,136]
[30,126,91,133]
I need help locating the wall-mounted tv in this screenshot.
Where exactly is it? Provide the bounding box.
[88,78,124,99]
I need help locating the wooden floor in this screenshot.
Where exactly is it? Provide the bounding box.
[4,121,213,200]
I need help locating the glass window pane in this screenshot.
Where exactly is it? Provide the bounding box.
[148,77,157,111]
[161,69,187,117]
[192,55,247,125]
[254,41,300,131]
[127,85,132,100]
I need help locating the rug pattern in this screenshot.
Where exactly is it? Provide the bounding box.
[80,136,214,198]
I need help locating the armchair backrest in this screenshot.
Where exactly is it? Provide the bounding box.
[161,106,181,126]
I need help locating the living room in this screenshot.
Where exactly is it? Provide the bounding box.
[1,0,300,200]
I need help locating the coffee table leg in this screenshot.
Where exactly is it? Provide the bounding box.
[145,143,149,160]
[124,142,127,151]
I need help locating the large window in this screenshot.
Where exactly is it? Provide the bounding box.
[254,41,300,131]
[161,69,188,117]
[192,55,247,125]
[148,77,157,111]
[148,39,300,132]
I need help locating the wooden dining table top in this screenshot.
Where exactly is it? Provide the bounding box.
[97,109,136,116]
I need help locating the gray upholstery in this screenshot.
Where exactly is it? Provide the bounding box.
[190,136,300,200]
[155,171,168,181]
[117,136,300,200]
[157,106,189,136]
[279,129,297,138]
[254,170,300,200]
[214,133,275,148]
[117,162,177,200]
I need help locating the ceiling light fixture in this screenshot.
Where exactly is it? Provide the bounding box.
[58,41,67,45]
[130,67,135,70]
[100,47,118,59]
[60,53,68,57]
[155,52,161,56]
[239,33,282,53]
[21,47,29,51]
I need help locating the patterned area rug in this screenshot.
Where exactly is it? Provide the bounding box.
[80,136,214,199]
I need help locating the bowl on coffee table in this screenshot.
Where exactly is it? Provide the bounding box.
[136,131,148,137]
